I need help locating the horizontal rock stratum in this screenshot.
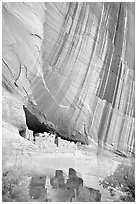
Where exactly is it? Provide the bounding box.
[2,2,135,155]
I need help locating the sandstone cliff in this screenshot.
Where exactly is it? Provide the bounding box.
[2,2,135,156]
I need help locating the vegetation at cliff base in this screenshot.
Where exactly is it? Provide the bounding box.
[2,164,30,202]
[99,161,135,202]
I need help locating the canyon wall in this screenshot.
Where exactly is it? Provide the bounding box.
[2,2,135,155]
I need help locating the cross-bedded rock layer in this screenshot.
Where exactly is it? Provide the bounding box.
[2,2,135,155]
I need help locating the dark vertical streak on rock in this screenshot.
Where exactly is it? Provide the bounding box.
[61,3,87,73]
[68,2,78,35]
[127,119,133,148]
[117,70,125,110]
[114,3,121,46]
[97,102,108,142]
[72,3,87,65]
[48,3,74,67]
[117,116,126,149]
[56,3,79,72]
[103,109,113,144]
[112,61,122,108]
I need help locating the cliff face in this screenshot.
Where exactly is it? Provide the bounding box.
[2,2,135,155]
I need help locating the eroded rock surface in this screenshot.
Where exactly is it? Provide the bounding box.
[2,88,26,132]
[2,2,135,155]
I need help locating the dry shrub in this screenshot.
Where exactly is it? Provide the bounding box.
[99,161,135,202]
[2,164,30,202]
